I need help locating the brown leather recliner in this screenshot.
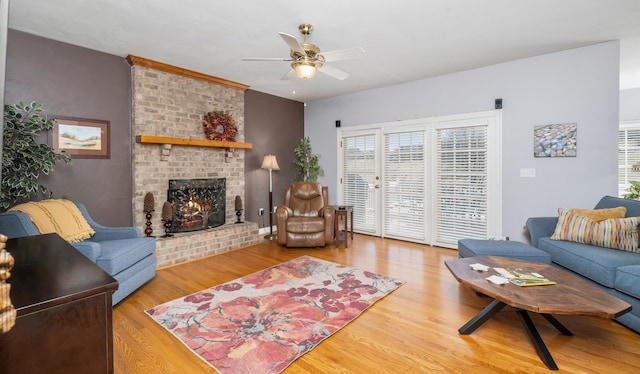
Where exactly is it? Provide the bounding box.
[276,182,335,247]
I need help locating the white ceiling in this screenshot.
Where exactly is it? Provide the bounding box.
[7,0,640,102]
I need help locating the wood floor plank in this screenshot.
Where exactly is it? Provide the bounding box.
[113,235,640,373]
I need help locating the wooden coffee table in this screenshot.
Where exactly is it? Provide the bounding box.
[445,256,631,370]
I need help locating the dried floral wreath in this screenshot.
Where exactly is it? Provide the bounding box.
[203,110,237,142]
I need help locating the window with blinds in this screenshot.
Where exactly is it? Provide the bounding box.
[435,125,488,245]
[384,131,425,241]
[342,134,377,233]
[618,123,640,197]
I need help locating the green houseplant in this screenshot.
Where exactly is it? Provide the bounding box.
[623,181,640,200]
[293,136,324,182]
[1,101,71,209]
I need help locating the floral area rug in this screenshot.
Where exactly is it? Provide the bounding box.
[145,255,405,374]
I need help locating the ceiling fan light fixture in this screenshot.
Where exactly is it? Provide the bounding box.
[292,61,317,79]
[243,23,361,81]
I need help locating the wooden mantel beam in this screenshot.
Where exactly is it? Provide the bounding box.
[126,55,249,91]
[136,135,252,149]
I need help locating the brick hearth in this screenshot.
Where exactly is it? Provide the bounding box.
[129,57,259,268]
[154,223,257,267]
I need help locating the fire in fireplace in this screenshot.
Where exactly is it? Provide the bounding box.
[167,178,226,233]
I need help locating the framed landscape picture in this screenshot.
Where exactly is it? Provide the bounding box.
[51,117,110,159]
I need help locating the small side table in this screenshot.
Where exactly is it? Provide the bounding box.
[330,205,354,248]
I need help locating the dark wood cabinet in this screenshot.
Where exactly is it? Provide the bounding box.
[0,233,118,373]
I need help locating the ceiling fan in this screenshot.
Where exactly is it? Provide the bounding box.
[242,24,365,80]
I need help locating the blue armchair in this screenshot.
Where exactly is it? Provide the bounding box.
[0,202,156,304]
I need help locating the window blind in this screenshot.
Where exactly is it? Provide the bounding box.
[618,124,640,197]
[383,131,425,241]
[342,134,377,233]
[435,126,488,245]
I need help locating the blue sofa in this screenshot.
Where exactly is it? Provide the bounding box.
[0,202,156,304]
[526,195,640,333]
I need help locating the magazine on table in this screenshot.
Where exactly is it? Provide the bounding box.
[493,267,556,286]
[508,278,557,287]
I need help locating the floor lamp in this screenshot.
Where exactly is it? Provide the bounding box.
[261,154,280,240]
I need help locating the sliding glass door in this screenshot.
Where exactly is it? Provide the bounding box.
[338,111,501,248]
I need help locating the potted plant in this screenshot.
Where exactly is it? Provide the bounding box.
[293,136,324,182]
[623,181,640,200]
[1,101,71,209]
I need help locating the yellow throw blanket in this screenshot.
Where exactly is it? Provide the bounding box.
[10,199,95,243]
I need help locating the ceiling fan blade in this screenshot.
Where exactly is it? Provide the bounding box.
[279,32,306,56]
[319,63,350,80]
[321,47,365,61]
[280,69,295,80]
[242,57,293,61]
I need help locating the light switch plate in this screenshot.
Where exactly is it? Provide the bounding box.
[520,168,536,177]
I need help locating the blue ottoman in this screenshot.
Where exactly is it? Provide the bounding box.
[458,239,551,264]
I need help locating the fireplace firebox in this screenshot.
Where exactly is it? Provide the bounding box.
[167,178,226,233]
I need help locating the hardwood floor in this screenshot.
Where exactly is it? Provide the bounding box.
[114,235,640,373]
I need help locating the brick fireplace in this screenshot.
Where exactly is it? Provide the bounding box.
[128,56,259,268]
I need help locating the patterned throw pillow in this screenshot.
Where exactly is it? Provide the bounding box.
[589,216,640,253]
[551,208,639,253]
[551,209,594,244]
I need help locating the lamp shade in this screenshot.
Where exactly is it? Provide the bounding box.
[292,61,317,80]
[261,154,280,170]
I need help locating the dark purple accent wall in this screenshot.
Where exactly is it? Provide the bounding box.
[244,90,304,228]
[4,30,132,225]
[4,30,303,229]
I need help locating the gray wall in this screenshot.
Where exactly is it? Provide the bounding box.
[621,88,640,121]
[5,30,132,226]
[244,89,304,228]
[305,41,620,243]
